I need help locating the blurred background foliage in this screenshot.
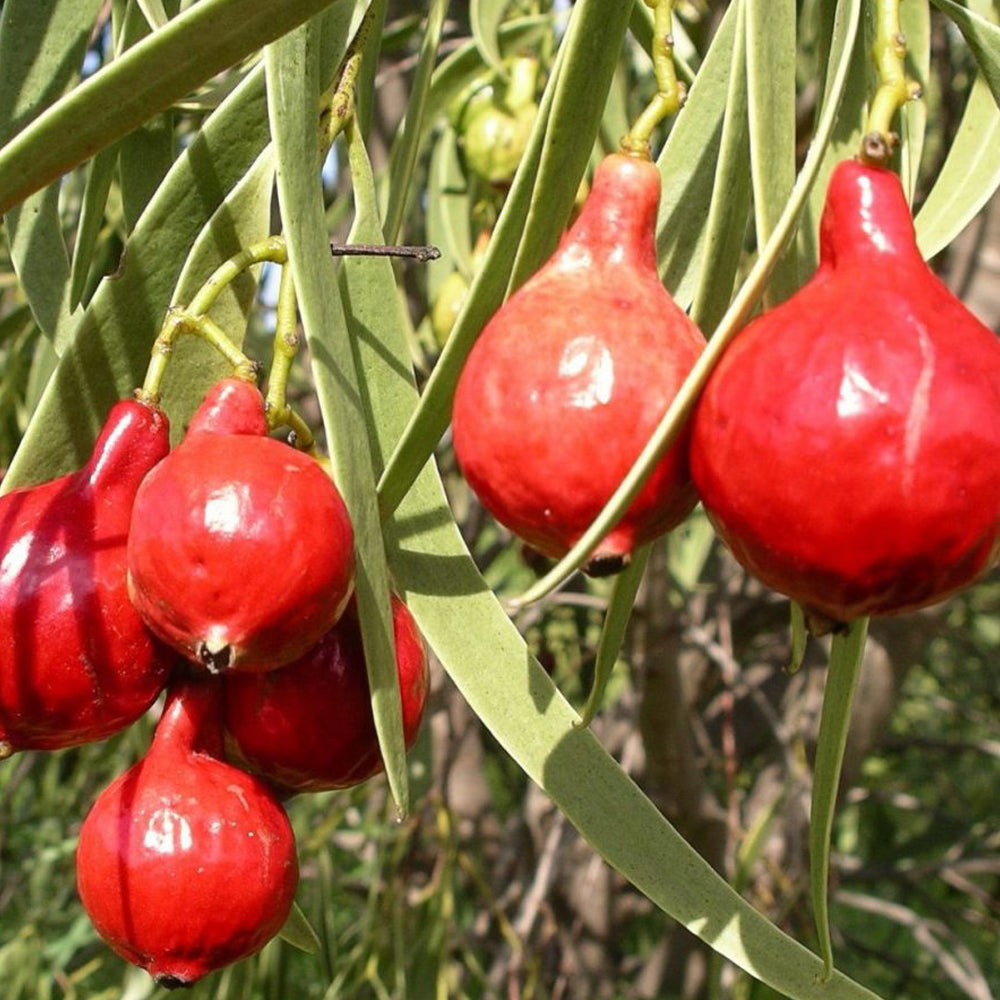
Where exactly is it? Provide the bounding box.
[1,1,1000,998]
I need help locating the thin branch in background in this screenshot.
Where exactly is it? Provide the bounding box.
[836,889,995,1000]
[330,242,440,262]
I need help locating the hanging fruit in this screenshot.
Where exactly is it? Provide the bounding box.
[458,56,539,189]
[0,399,172,756]
[452,151,706,573]
[691,159,1000,627]
[76,679,298,986]
[127,378,355,673]
[223,594,428,792]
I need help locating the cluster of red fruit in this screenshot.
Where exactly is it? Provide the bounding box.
[453,153,1000,625]
[0,377,428,986]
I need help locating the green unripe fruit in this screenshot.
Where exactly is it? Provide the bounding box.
[431,271,470,347]
[462,102,537,187]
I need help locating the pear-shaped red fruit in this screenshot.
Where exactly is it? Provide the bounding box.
[452,153,706,573]
[76,679,298,987]
[223,595,428,792]
[0,399,172,755]
[692,159,1000,625]
[127,379,355,673]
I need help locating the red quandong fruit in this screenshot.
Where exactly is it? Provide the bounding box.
[692,158,1000,626]
[0,399,172,756]
[223,595,428,793]
[76,679,298,987]
[452,152,707,574]
[127,379,355,673]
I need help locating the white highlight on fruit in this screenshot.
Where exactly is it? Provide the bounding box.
[558,335,614,409]
[836,364,888,419]
[859,176,891,254]
[144,808,193,854]
[903,322,935,494]
[0,535,33,586]
[203,485,244,535]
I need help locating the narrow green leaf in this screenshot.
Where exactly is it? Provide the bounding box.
[345,126,885,1000]
[278,902,322,955]
[746,0,798,304]
[915,75,1000,259]
[120,113,176,233]
[382,0,449,243]
[68,146,119,311]
[506,0,633,291]
[0,0,103,142]
[577,545,650,728]
[666,510,715,592]
[797,0,871,271]
[136,0,170,30]
[425,127,473,292]
[599,62,632,155]
[810,617,870,979]
[3,65,271,491]
[156,145,276,434]
[930,0,1000,106]
[790,602,808,674]
[691,0,751,334]
[118,111,174,232]
[514,0,862,609]
[898,0,930,203]
[266,26,407,815]
[471,0,509,77]
[0,0,103,347]
[354,0,386,139]
[655,1,740,308]
[0,0,343,216]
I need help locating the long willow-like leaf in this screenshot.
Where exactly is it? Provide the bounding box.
[4,65,272,491]
[0,0,343,215]
[344,93,884,1000]
[810,618,870,979]
[513,0,863,609]
[266,24,408,815]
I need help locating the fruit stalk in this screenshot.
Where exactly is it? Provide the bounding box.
[621,0,686,155]
[136,307,258,407]
[862,0,921,163]
[265,262,315,449]
[320,2,375,153]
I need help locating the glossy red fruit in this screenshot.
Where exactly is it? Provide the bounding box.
[76,679,298,987]
[692,158,1000,625]
[127,379,355,673]
[223,595,428,792]
[452,153,706,572]
[0,399,172,755]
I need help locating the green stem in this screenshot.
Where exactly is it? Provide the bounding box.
[137,307,257,405]
[187,235,288,317]
[264,263,315,450]
[621,0,686,155]
[861,0,921,163]
[320,5,374,154]
[809,617,869,980]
